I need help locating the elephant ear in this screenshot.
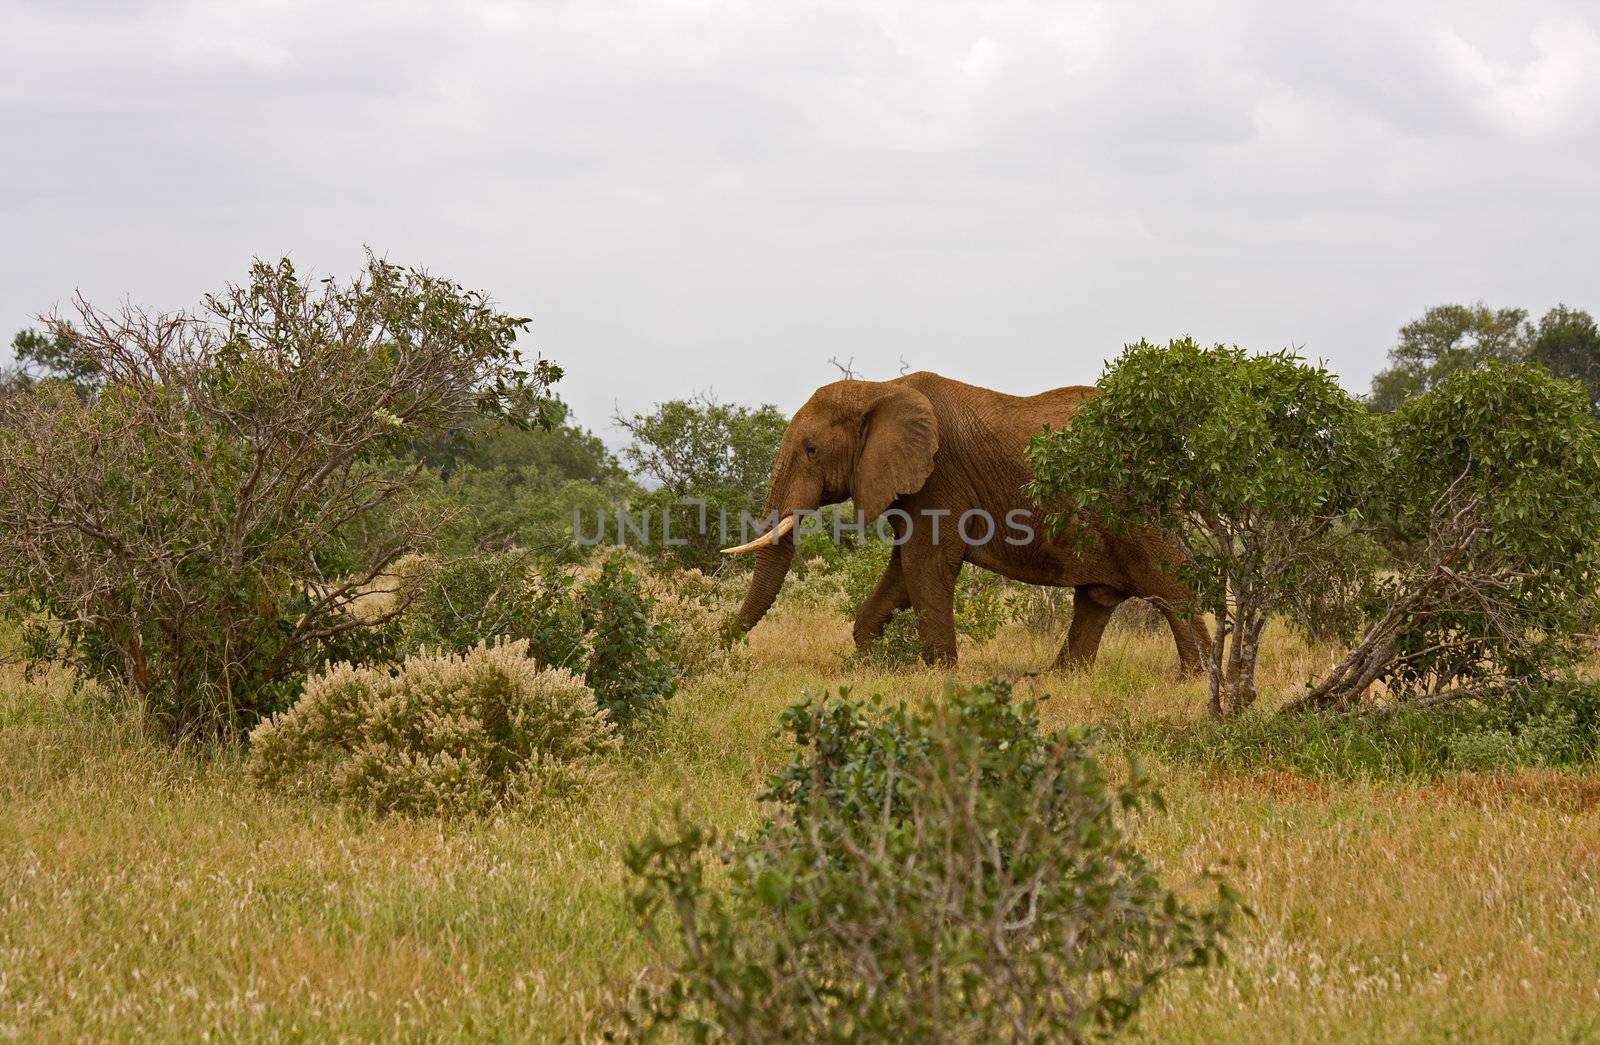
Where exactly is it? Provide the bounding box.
[853,383,939,522]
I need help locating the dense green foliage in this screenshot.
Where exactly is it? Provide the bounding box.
[1287,362,1600,711]
[1369,304,1528,412]
[0,257,559,739]
[1364,362,1600,698]
[2,326,100,397]
[401,551,585,667]
[578,555,682,730]
[399,405,637,560]
[624,678,1241,1041]
[1119,679,1600,780]
[616,395,787,571]
[401,551,679,731]
[1528,305,1600,415]
[247,640,619,816]
[1029,340,1600,720]
[1027,339,1379,716]
[1369,301,1600,413]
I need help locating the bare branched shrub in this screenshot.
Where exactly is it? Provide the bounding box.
[247,639,618,817]
[0,256,559,738]
[624,679,1242,1041]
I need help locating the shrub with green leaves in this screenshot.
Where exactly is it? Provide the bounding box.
[1028,339,1380,717]
[401,551,585,668]
[1292,362,1600,712]
[623,678,1241,1041]
[579,555,680,730]
[0,256,560,740]
[1446,679,1600,771]
[1116,679,1600,780]
[1386,363,1600,683]
[400,551,678,730]
[247,640,619,817]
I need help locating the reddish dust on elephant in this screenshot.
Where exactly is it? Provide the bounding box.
[723,371,1209,672]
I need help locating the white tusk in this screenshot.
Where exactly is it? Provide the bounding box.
[721,514,797,555]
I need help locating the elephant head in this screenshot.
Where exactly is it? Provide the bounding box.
[724,379,939,634]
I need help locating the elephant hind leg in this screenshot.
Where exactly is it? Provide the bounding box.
[901,541,963,667]
[1152,598,1210,678]
[1055,585,1128,671]
[1119,537,1210,677]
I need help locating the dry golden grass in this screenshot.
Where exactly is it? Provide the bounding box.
[1,602,1597,1041]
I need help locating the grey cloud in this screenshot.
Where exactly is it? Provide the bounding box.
[3,0,1598,432]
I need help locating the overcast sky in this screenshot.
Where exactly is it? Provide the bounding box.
[4,0,1598,436]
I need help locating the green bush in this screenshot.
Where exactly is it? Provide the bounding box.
[1115,709,1476,781]
[849,609,926,669]
[247,640,619,817]
[1444,729,1540,773]
[579,555,680,730]
[1118,680,1600,780]
[0,256,560,740]
[1446,680,1600,771]
[400,550,678,730]
[623,678,1241,1041]
[1495,681,1600,757]
[401,551,585,668]
[1373,363,1600,699]
[1028,339,1380,717]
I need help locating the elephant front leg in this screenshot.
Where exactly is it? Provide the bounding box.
[852,545,910,648]
[902,540,963,667]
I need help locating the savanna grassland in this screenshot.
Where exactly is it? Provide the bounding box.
[3,601,1597,1043]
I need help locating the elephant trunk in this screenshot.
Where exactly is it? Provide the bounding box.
[734,540,799,631]
[730,469,821,634]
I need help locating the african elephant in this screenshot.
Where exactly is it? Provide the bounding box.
[723,371,1209,673]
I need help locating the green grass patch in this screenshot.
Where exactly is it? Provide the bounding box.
[1109,680,1600,781]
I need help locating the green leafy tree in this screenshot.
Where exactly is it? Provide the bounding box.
[393,405,637,560]
[1369,303,1527,412]
[1028,339,1380,718]
[1528,304,1600,415]
[624,678,1241,1041]
[3,326,101,397]
[615,394,787,571]
[1289,362,1600,713]
[414,399,622,479]
[0,255,560,739]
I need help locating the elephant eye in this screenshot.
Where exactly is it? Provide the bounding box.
[804,443,817,458]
